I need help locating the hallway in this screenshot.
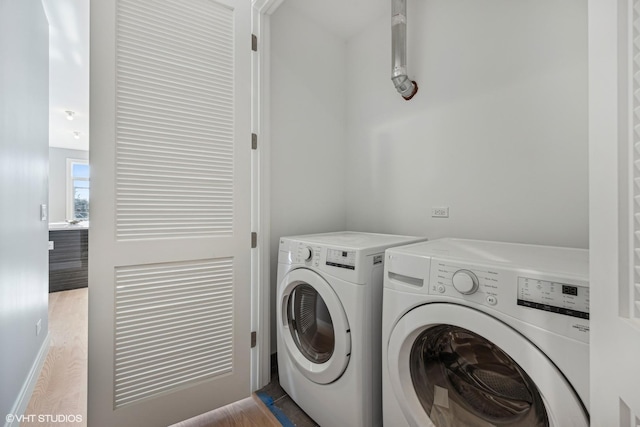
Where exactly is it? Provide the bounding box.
[23,289,87,427]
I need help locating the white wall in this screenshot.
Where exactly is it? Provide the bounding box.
[49,148,89,223]
[345,0,588,248]
[0,0,50,420]
[268,0,587,355]
[270,2,348,349]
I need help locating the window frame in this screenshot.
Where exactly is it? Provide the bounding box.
[66,158,90,221]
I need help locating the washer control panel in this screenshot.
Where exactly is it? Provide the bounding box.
[430,261,501,305]
[451,269,479,295]
[385,240,589,343]
[517,277,589,319]
[429,261,589,320]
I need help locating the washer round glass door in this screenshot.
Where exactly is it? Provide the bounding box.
[387,304,588,427]
[279,268,351,384]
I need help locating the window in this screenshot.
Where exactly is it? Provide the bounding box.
[67,159,90,221]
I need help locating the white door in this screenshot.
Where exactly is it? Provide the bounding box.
[386,304,587,427]
[88,0,251,425]
[589,0,640,425]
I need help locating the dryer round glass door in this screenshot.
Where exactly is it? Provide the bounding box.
[287,283,335,363]
[387,304,588,427]
[278,268,351,385]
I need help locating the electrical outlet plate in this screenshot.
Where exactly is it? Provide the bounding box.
[432,207,449,218]
[36,319,42,336]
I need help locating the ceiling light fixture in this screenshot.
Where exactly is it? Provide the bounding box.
[65,110,75,121]
[73,131,81,139]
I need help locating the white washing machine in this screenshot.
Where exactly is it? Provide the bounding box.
[276,231,427,427]
[382,238,589,427]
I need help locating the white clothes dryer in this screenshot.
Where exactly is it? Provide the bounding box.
[382,238,589,427]
[277,232,427,427]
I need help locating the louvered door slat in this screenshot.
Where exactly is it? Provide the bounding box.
[118,109,233,130]
[117,68,234,98]
[118,94,234,117]
[119,1,233,33]
[117,143,232,158]
[117,323,232,349]
[116,0,234,240]
[114,258,234,407]
[117,332,232,362]
[117,150,230,167]
[119,38,233,66]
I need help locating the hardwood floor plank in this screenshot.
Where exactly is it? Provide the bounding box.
[23,288,87,427]
[169,395,282,427]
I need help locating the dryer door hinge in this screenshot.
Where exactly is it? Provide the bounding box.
[251,133,258,150]
[251,232,257,249]
[251,34,258,52]
[251,331,257,348]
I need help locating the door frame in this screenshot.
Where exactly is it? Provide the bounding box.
[251,0,285,390]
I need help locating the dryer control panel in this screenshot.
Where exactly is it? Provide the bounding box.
[279,237,397,285]
[326,249,356,270]
[279,241,359,271]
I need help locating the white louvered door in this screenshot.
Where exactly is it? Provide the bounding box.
[589,0,640,424]
[89,0,251,425]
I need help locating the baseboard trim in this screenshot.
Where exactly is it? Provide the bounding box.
[4,333,50,427]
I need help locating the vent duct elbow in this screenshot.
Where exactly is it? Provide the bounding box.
[392,0,418,100]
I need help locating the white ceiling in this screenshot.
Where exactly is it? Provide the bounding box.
[283,0,388,40]
[42,0,90,152]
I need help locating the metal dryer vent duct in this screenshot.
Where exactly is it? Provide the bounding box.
[392,0,418,100]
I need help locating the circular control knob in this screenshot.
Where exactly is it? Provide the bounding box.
[452,270,479,295]
[300,246,312,261]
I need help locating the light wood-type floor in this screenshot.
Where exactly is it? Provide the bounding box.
[23,288,88,427]
[21,288,282,427]
[170,395,281,427]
